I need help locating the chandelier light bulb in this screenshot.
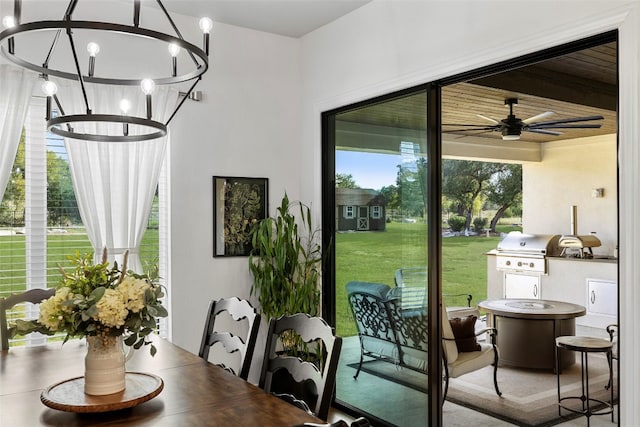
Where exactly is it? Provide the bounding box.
[199,17,213,34]
[41,80,58,96]
[87,42,100,57]
[119,99,131,114]
[140,78,156,95]
[42,81,58,121]
[168,43,181,57]
[2,15,15,28]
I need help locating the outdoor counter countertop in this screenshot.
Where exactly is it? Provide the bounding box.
[484,251,618,264]
[547,255,618,263]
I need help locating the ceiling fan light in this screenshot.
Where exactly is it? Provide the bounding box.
[502,134,520,141]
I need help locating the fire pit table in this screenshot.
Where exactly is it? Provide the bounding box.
[478,299,586,372]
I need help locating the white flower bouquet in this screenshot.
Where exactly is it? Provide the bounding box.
[10,250,168,355]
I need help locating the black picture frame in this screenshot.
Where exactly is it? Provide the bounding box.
[213,176,269,257]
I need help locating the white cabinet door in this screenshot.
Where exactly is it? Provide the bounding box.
[504,273,541,299]
[587,279,617,317]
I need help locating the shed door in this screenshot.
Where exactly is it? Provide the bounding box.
[357,206,369,230]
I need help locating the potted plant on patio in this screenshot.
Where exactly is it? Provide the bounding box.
[248,193,323,353]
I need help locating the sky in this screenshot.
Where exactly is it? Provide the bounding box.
[336,150,402,190]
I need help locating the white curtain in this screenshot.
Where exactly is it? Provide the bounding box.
[0,65,37,202]
[61,81,178,273]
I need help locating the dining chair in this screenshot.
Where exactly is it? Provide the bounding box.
[198,297,261,380]
[1,287,55,350]
[259,313,343,421]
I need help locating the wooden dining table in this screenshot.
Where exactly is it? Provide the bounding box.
[0,336,322,426]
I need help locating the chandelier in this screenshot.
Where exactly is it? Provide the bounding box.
[0,0,211,142]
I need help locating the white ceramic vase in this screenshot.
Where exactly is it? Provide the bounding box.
[84,335,132,395]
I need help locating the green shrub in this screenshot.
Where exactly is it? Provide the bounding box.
[473,217,488,232]
[447,215,466,232]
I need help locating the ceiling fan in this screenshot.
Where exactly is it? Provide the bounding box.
[443,98,604,141]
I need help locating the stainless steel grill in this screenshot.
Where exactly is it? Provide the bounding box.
[495,232,561,274]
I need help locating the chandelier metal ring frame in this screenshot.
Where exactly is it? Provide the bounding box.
[48,114,167,143]
[0,0,211,142]
[0,21,208,85]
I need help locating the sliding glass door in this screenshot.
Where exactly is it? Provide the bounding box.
[322,87,442,425]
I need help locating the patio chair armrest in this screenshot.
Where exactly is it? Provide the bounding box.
[443,293,473,307]
[475,327,497,337]
[606,324,617,342]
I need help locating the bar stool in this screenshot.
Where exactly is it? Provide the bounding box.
[555,336,614,426]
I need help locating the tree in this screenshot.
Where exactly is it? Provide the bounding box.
[0,132,26,226]
[485,164,522,232]
[379,185,399,210]
[442,160,504,230]
[395,162,425,218]
[335,173,358,189]
[47,151,80,226]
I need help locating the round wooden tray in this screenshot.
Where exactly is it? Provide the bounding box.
[40,372,163,413]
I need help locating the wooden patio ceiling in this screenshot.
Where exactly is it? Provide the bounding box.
[336,42,617,148]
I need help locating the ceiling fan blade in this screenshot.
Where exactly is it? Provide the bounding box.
[529,115,604,127]
[476,114,500,124]
[443,126,497,132]
[522,111,554,124]
[445,129,496,139]
[443,123,497,127]
[527,129,563,136]
[529,124,602,130]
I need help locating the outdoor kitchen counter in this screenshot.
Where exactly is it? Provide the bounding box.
[479,298,586,371]
[486,254,618,331]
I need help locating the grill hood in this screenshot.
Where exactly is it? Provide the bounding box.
[496,232,562,257]
[558,234,602,249]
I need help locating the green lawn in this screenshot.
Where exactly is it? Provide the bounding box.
[0,229,159,292]
[3,222,517,340]
[335,222,520,337]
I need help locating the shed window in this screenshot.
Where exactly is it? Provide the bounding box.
[344,206,354,219]
[371,206,382,219]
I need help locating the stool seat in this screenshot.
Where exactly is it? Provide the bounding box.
[556,336,613,352]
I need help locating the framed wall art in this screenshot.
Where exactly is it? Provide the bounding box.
[212,176,268,257]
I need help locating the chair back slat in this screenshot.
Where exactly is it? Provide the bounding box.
[198,297,260,380]
[259,313,342,421]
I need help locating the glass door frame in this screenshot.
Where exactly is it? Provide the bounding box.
[321,83,445,426]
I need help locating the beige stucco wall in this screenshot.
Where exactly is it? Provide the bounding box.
[522,134,617,256]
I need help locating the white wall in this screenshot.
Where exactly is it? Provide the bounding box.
[168,19,302,374]
[523,135,617,254]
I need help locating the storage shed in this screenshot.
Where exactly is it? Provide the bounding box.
[335,188,386,231]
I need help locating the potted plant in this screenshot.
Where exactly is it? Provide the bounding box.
[248,193,323,353]
[249,193,322,319]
